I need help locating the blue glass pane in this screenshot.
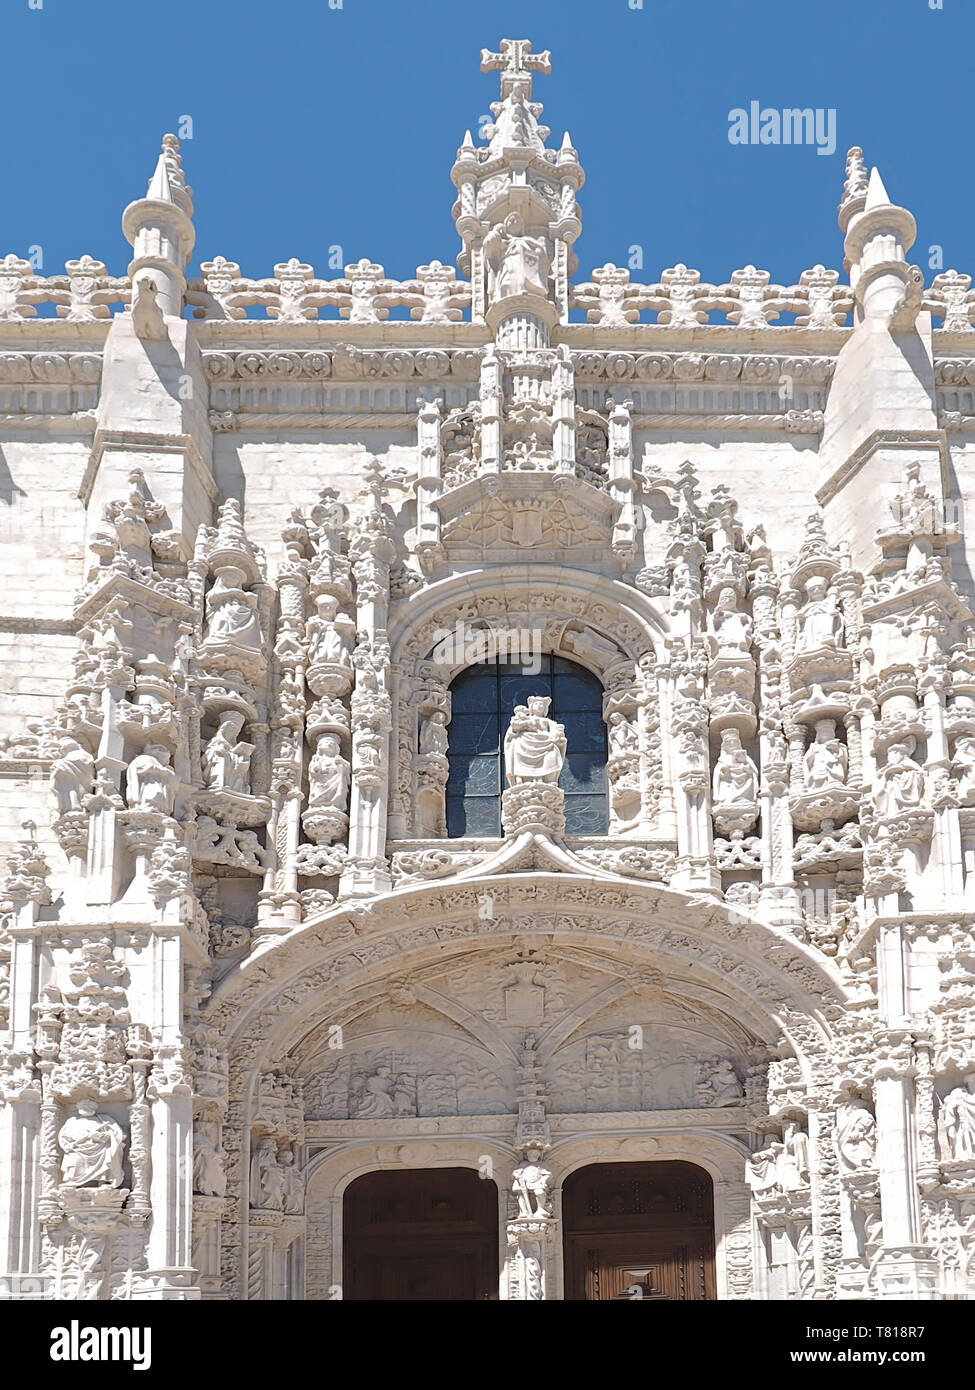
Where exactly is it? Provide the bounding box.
[448,713,499,754]
[553,657,583,674]
[500,674,553,712]
[447,754,500,796]
[495,657,550,677]
[450,669,499,713]
[447,797,501,838]
[564,794,609,835]
[560,753,608,795]
[553,671,604,710]
[560,710,607,753]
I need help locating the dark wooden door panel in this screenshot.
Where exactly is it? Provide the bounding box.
[563,1162,716,1301]
[344,1168,499,1301]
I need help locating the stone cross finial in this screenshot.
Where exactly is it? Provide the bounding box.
[480,39,551,99]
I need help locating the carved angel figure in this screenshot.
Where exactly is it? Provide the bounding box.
[59,1099,125,1188]
[504,696,566,785]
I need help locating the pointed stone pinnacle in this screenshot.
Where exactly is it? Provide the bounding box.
[146,151,174,204]
[865,166,891,211]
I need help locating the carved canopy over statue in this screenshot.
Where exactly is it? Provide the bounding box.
[504,696,566,784]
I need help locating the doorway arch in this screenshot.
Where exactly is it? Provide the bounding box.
[342,1167,500,1300]
[562,1161,716,1300]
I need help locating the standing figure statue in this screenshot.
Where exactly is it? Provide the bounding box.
[483,213,551,304]
[126,743,177,814]
[307,735,351,810]
[504,697,566,785]
[512,1147,552,1219]
[803,719,848,791]
[202,712,254,795]
[876,738,925,818]
[418,709,449,757]
[795,576,843,652]
[942,1075,975,1161]
[834,1097,877,1172]
[711,729,759,807]
[193,1121,227,1197]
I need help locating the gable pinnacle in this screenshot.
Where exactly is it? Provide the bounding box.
[480,38,551,101]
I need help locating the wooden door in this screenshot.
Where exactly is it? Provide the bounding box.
[563,1161,716,1301]
[343,1167,499,1301]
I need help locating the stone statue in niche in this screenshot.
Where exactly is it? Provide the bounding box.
[708,586,752,655]
[504,697,566,785]
[512,1147,552,1218]
[803,719,848,791]
[483,212,551,303]
[876,738,925,818]
[250,1137,285,1210]
[608,712,639,756]
[193,1121,227,1197]
[307,735,351,810]
[942,1075,975,1161]
[834,1097,877,1172]
[206,576,261,649]
[278,1148,304,1214]
[780,1121,811,1189]
[951,736,975,801]
[58,1099,125,1188]
[746,1134,783,1196]
[50,737,95,813]
[711,729,759,806]
[202,712,254,795]
[126,743,177,814]
[306,594,353,667]
[419,710,449,757]
[795,576,843,652]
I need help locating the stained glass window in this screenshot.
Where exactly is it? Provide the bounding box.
[445,656,608,838]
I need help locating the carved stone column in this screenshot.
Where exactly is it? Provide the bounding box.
[341,463,395,898]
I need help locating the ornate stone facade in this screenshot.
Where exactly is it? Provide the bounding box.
[2,39,975,1301]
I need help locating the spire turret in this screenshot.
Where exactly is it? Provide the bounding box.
[121,134,196,318]
[450,38,583,333]
[843,162,920,326]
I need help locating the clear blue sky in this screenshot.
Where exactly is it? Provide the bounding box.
[4,0,971,289]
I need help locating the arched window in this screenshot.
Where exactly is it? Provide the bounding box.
[445,656,608,838]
